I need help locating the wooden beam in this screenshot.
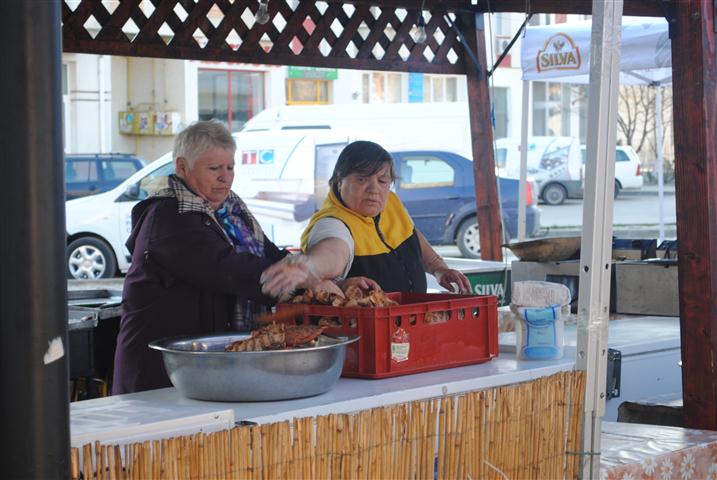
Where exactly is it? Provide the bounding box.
[343,0,664,16]
[459,11,503,261]
[671,1,717,429]
[62,0,468,74]
[477,0,661,16]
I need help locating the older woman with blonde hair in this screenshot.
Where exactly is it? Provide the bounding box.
[112,120,313,394]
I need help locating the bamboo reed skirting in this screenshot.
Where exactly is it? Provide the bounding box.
[71,370,585,480]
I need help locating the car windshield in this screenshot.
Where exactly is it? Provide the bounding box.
[137,162,175,200]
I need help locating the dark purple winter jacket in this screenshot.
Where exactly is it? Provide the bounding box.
[111,196,287,394]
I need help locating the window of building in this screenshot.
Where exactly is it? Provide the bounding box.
[492,87,509,139]
[360,72,459,104]
[528,13,551,26]
[387,73,402,102]
[361,72,403,103]
[494,13,512,36]
[286,79,331,105]
[495,148,507,169]
[532,82,569,137]
[431,77,445,101]
[62,64,68,96]
[533,82,547,135]
[423,75,458,102]
[362,74,370,103]
[578,85,588,143]
[198,69,264,132]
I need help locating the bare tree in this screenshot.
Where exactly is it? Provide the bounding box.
[617,85,655,153]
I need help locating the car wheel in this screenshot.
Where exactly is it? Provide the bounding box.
[614,180,621,199]
[66,237,117,280]
[542,183,567,205]
[457,220,481,259]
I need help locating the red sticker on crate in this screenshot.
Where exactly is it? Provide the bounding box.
[391,327,410,363]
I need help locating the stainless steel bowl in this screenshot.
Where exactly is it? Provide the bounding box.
[149,333,358,402]
[503,236,582,262]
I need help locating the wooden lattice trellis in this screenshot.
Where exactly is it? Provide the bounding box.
[62,0,472,74]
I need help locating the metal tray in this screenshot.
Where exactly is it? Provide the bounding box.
[504,236,581,262]
[149,333,359,402]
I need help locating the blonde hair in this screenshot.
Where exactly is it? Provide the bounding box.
[173,120,236,168]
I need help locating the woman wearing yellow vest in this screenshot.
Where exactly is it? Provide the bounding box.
[260,141,470,297]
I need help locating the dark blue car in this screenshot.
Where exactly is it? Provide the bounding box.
[65,153,146,200]
[391,150,541,258]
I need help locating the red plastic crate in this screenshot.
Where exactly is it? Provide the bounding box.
[277,292,499,379]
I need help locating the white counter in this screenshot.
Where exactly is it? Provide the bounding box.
[71,352,573,447]
[500,315,681,356]
[71,316,682,451]
[500,315,682,421]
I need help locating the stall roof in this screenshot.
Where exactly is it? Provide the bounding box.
[62,0,667,71]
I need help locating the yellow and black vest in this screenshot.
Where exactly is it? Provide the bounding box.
[301,190,427,293]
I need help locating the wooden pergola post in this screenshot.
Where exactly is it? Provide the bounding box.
[0,0,69,478]
[671,1,717,430]
[460,11,504,261]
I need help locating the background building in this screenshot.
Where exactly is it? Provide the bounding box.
[61,10,672,177]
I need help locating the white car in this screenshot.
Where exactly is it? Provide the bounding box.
[65,129,373,279]
[580,145,644,197]
[65,152,175,280]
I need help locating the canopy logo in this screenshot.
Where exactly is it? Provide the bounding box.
[536,33,581,72]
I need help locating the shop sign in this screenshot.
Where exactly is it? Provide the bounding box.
[288,66,338,80]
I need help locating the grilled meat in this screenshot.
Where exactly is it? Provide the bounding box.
[224,323,326,352]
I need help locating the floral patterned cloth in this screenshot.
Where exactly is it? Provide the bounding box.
[601,422,717,480]
[603,444,717,480]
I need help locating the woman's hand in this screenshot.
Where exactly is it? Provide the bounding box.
[314,279,345,298]
[337,276,381,293]
[433,268,472,294]
[260,254,320,297]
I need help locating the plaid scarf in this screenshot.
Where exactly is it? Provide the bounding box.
[149,174,265,256]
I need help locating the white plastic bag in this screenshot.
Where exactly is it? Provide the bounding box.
[511,281,571,360]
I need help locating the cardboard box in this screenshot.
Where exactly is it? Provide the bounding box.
[614,260,679,316]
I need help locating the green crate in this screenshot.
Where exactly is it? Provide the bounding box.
[442,259,511,306]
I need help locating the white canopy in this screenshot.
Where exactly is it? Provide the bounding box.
[515,17,672,243]
[521,18,671,85]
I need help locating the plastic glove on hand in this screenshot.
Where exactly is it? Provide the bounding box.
[314,279,345,298]
[260,254,320,298]
[337,276,382,293]
[434,268,472,294]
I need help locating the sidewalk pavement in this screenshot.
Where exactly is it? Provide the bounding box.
[623,184,675,195]
[541,224,677,241]
[541,183,677,239]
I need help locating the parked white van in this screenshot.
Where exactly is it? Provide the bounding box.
[65,129,378,279]
[495,136,583,205]
[580,144,644,196]
[242,102,473,155]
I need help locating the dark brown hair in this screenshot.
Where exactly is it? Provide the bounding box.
[329,140,396,199]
